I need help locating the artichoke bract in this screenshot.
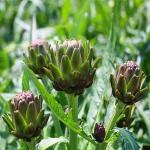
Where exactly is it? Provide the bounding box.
[2,92,49,141]
[110,61,148,105]
[44,40,100,95]
[27,39,49,77]
[92,123,105,142]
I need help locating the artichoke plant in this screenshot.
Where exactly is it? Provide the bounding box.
[110,61,148,105]
[2,92,49,141]
[43,40,100,95]
[117,105,134,127]
[92,123,105,142]
[27,39,49,77]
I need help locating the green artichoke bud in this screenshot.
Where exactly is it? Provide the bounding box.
[110,61,148,105]
[2,92,49,141]
[44,40,100,95]
[27,39,50,77]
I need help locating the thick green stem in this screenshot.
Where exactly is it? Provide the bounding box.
[96,143,105,150]
[26,140,36,150]
[68,94,78,150]
[97,101,125,150]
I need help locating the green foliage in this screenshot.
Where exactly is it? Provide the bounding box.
[38,136,68,150]
[0,0,150,149]
[23,64,96,145]
[114,128,140,150]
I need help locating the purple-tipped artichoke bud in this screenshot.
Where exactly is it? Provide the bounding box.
[2,92,49,141]
[14,92,34,109]
[26,39,50,77]
[92,123,105,142]
[110,61,148,105]
[43,39,101,95]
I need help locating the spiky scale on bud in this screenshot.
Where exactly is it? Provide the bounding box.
[110,61,148,105]
[2,92,49,141]
[92,123,105,142]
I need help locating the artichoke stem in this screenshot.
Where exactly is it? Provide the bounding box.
[99,101,126,150]
[68,94,78,150]
[26,139,36,150]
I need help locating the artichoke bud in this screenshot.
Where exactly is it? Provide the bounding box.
[92,123,105,142]
[27,39,50,77]
[2,92,49,141]
[44,40,99,95]
[110,61,148,105]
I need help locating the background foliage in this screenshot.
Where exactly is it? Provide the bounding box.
[0,0,150,149]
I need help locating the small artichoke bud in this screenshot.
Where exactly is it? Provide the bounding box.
[2,92,49,141]
[44,40,101,95]
[27,39,50,77]
[92,123,105,142]
[110,61,148,105]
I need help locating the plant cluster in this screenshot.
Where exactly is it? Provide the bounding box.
[1,0,150,150]
[2,39,148,150]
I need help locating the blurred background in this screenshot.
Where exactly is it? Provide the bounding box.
[0,0,150,149]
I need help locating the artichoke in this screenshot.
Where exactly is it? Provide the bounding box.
[110,61,148,105]
[92,123,105,142]
[2,92,49,141]
[44,40,100,95]
[27,39,50,77]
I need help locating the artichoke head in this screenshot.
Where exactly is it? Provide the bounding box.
[110,61,148,105]
[27,39,50,77]
[44,40,100,95]
[2,92,49,141]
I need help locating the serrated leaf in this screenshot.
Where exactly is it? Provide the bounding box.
[115,128,140,150]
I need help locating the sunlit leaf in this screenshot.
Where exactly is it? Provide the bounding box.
[37,136,68,150]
